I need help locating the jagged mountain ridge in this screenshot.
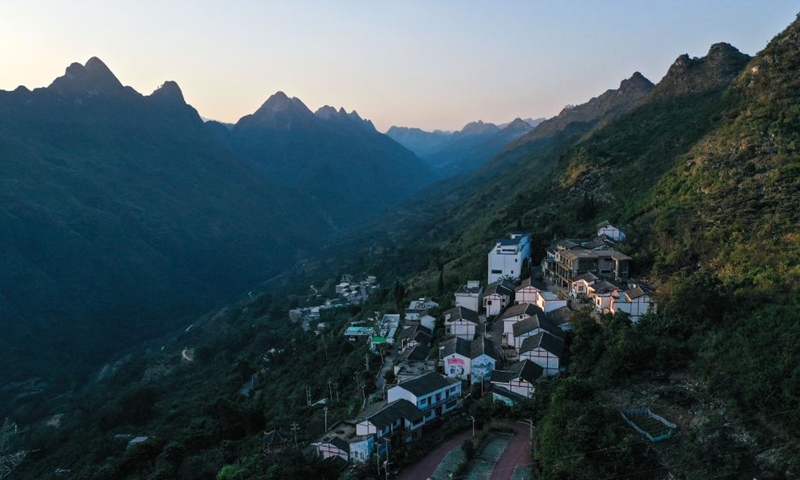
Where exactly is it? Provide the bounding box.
[10,14,800,479]
[0,58,431,385]
[222,91,432,227]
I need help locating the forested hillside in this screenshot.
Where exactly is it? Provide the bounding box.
[0,59,431,390]
[6,14,800,480]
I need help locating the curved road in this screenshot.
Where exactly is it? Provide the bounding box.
[489,422,530,480]
[396,429,473,480]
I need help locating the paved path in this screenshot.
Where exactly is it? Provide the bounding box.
[489,422,531,480]
[397,429,473,480]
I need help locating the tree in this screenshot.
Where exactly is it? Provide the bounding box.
[393,280,406,311]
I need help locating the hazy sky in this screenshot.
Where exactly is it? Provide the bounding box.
[1,2,797,131]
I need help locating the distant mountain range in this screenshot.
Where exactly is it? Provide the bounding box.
[387,117,544,176]
[0,58,431,385]
[212,92,431,228]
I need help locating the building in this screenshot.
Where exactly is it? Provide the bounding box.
[519,332,563,376]
[569,272,598,298]
[441,337,471,380]
[483,280,515,317]
[491,360,542,404]
[510,313,562,349]
[397,321,433,363]
[495,303,542,347]
[588,280,620,312]
[443,306,479,341]
[405,298,439,320]
[534,290,568,313]
[597,221,626,241]
[515,278,540,305]
[454,280,483,312]
[554,246,631,287]
[418,314,436,331]
[488,232,531,283]
[311,421,374,463]
[546,306,573,332]
[441,335,499,385]
[356,399,425,447]
[611,284,656,322]
[470,336,499,386]
[388,372,462,422]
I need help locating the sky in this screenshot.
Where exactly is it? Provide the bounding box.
[1,2,797,132]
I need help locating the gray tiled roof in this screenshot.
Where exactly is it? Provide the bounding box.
[519,332,564,357]
[441,337,471,358]
[512,314,562,338]
[470,336,499,361]
[364,399,423,429]
[396,372,457,396]
[444,306,479,324]
[497,303,541,322]
[491,360,542,384]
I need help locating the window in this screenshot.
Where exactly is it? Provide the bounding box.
[491,269,502,274]
[487,300,492,305]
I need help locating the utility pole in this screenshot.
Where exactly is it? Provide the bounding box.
[365,353,370,371]
[469,415,475,438]
[334,382,340,402]
[306,387,312,407]
[327,380,333,400]
[290,422,300,447]
[323,407,329,432]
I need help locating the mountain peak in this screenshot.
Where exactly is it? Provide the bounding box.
[653,43,751,99]
[314,105,339,120]
[459,120,499,136]
[621,71,654,90]
[149,80,185,104]
[84,57,115,78]
[236,91,315,129]
[253,91,312,118]
[48,57,125,98]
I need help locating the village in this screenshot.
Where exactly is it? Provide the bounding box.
[288,222,657,477]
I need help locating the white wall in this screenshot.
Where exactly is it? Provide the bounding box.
[446,321,476,341]
[387,386,418,406]
[454,293,481,313]
[520,349,559,376]
[483,293,506,316]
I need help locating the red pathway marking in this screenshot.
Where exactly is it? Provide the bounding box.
[489,422,530,480]
[397,429,473,480]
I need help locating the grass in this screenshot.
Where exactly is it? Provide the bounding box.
[430,448,466,480]
[464,433,512,480]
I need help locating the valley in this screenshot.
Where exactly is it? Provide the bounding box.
[3,8,800,480]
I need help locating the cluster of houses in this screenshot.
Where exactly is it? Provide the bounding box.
[311,372,461,463]
[289,274,380,330]
[540,222,655,322]
[309,223,656,465]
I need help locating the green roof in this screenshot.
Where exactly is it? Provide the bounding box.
[371,336,387,343]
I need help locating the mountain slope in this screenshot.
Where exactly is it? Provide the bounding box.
[387,118,538,177]
[226,93,432,229]
[0,59,328,384]
[384,125,452,157]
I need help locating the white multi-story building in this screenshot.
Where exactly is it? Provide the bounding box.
[388,372,462,422]
[488,232,531,283]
